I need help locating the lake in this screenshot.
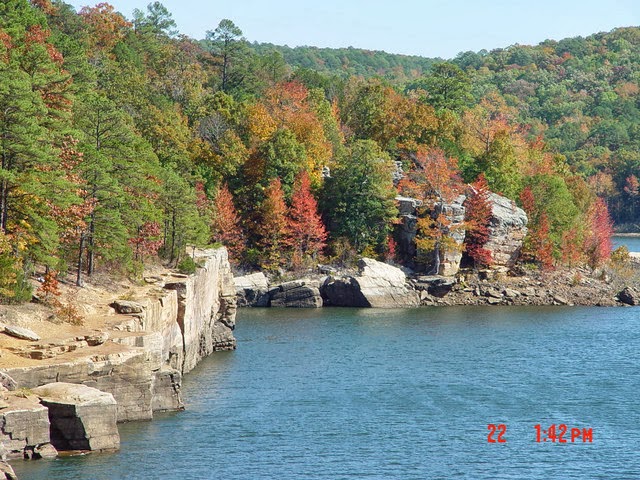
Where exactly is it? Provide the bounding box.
[613,235,640,252]
[12,306,640,479]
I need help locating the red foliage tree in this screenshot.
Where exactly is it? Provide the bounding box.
[256,177,289,269]
[584,197,613,268]
[212,184,245,262]
[287,171,327,261]
[129,221,163,262]
[464,174,493,268]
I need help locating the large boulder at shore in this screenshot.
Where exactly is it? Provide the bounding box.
[234,272,270,307]
[269,280,323,308]
[617,286,640,306]
[32,383,120,452]
[0,393,52,460]
[323,258,419,308]
[485,192,528,270]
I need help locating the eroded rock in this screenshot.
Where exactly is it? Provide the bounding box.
[485,193,528,270]
[234,272,270,307]
[32,383,120,452]
[110,300,144,314]
[617,286,639,306]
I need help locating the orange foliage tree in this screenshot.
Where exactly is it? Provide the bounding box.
[464,174,493,268]
[584,198,613,268]
[255,177,289,269]
[211,183,245,263]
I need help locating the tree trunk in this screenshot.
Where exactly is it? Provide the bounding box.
[87,212,95,275]
[76,232,85,287]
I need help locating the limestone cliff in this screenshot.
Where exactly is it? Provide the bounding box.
[1,247,237,460]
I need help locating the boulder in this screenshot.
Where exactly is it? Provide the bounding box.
[0,373,16,392]
[110,300,144,314]
[269,280,323,308]
[32,383,120,452]
[2,326,39,342]
[617,286,639,306]
[484,193,528,269]
[0,394,52,460]
[323,258,419,308]
[234,272,270,307]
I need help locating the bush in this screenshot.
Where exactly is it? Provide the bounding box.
[177,256,197,275]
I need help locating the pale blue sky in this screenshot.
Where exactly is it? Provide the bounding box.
[65,0,639,58]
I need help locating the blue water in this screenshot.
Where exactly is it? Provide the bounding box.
[613,235,640,252]
[12,306,640,479]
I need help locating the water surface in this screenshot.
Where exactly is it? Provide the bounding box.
[613,234,640,252]
[12,306,640,479]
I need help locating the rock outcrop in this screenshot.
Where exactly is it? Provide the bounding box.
[395,195,466,276]
[617,286,639,306]
[1,247,237,424]
[2,326,40,342]
[234,272,270,307]
[323,258,419,308]
[485,193,528,270]
[269,280,323,308]
[32,383,119,452]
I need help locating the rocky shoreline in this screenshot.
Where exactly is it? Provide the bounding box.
[235,258,640,309]
[0,248,237,478]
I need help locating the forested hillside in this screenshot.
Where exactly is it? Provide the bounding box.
[0,0,633,302]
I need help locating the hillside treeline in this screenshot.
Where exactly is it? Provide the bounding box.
[0,0,626,301]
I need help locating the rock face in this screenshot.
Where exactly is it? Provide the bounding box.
[234,272,270,307]
[323,258,419,308]
[32,383,119,452]
[270,280,323,308]
[435,195,466,276]
[165,248,237,374]
[0,394,51,459]
[485,193,528,269]
[395,195,466,276]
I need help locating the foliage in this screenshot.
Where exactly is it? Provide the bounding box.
[463,175,493,268]
[287,171,327,262]
[177,255,197,275]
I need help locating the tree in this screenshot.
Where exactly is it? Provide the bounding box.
[584,198,613,268]
[211,183,245,262]
[132,2,178,37]
[406,62,472,113]
[256,177,289,269]
[205,19,248,92]
[287,171,327,262]
[322,140,397,252]
[464,174,493,268]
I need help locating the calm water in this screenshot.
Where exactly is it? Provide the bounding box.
[12,306,640,479]
[613,235,640,252]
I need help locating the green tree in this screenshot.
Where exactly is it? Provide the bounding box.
[205,19,249,92]
[406,62,472,113]
[322,140,397,252]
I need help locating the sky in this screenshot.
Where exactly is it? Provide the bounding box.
[65,0,639,58]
